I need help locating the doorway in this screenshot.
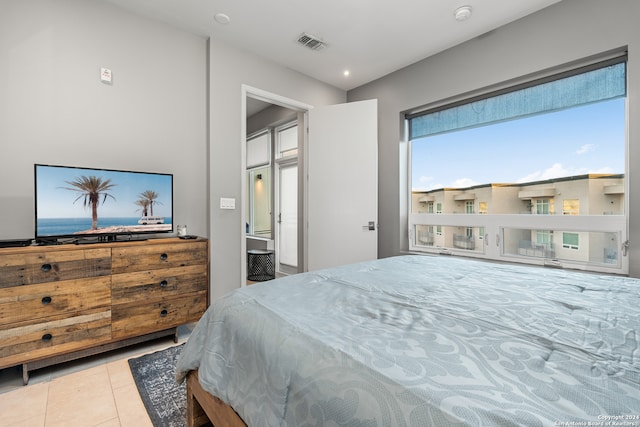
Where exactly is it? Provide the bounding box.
[241,87,379,287]
[242,86,311,286]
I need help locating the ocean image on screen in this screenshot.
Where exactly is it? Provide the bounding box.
[35,165,173,238]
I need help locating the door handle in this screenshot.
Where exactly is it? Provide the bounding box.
[362,221,376,231]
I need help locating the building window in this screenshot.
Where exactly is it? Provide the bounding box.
[563,232,579,250]
[563,199,579,215]
[536,230,552,245]
[427,201,434,213]
[535,199,553,215]
[408,55,627,273]
[465,201,474,214]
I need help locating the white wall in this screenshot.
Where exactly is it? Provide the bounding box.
[0,0,208,239]
[208,39,345,300]
[348,0,640,276]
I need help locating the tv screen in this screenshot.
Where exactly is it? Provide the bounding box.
[35,164,173,242]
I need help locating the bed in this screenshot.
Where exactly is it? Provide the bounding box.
[176,255,640,426]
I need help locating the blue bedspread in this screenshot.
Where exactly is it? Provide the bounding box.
[176,255,640,426]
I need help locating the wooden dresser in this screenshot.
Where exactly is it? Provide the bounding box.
[0,237,209,384]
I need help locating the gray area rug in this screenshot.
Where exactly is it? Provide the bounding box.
[128,343,186,427]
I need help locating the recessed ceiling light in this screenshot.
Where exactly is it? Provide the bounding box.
[454,6,472,21]
[343,70,350,77]
[214,13,231,25]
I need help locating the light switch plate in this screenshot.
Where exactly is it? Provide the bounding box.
[220,197,236,209]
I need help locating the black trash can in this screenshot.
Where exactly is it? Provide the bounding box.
[247,249,275,281]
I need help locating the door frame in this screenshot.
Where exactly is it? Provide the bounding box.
[241,85,312,287]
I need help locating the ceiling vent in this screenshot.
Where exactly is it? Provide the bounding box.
[296,33,327,51]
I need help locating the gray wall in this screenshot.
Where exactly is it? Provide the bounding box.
[208,38,345,300]
[0,0,208,239]
[0,0,346,302]
[348,0,640,276]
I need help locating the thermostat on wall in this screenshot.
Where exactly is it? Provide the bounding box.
[100,67,112,84]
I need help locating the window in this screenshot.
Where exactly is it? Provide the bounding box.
[563,199,579,215]
[465,201,474,214]
[563,232,579,250]
[427,201,434,213]
[408,56,627,273]
[536,230,552,246]
[535,199,553,215]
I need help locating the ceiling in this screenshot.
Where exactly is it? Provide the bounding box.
[99,0,561,91]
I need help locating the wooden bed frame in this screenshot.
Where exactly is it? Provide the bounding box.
[186,370,247,427]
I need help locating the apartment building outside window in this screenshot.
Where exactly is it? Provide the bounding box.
[563,199,579,215]
[465,201,474,214]
[563,232,579,250]
[407,54,627,274]
[535,199,553,215]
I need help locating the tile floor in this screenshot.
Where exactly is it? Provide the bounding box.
[0,324,194,427]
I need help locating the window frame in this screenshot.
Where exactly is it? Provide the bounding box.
[406,54,628,275]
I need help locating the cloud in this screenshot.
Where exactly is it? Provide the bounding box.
[418,175,434,185]
[517,163,616,184]
[576,144,595,155]
[414,176,481,192]
[449,178,480,188]
[517,163,569,183]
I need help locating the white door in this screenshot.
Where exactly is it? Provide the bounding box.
[307,99,378,271]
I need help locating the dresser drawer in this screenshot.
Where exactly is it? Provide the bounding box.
[0,310,112,367]
[0,277,111,328]
[112,293,207,339]
[0,248,111,288]
[111,264,208,304]
[112,241,208,274]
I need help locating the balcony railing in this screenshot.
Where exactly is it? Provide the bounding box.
[453,234,475,250]
[517,240,555,258]
[417,230,434,246]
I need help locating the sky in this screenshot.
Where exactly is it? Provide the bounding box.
[411,98,625,192]
[35,165,173,218]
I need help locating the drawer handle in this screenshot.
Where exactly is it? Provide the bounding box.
[42,333,53,342]
[41,296,52,305]
[160,309,168,317]
[41,263,52,272]
[160,253,168,261]
[160,280,168,287]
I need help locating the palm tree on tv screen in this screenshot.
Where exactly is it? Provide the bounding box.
[64,176,116,230]
[135,199,149,217]
[138,190,162,216]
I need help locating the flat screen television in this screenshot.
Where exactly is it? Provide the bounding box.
[34,164,173,243]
